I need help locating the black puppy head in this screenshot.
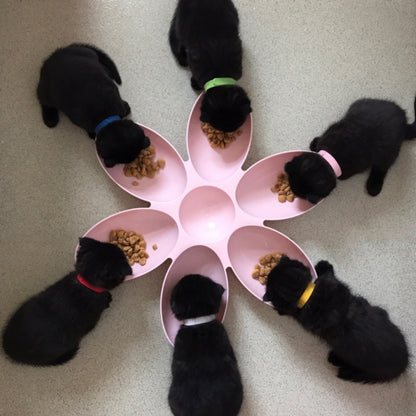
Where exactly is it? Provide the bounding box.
[200,85,252,132]
[284,153,337,204]
[96,120,151,167]
[76,237,132,290]
[263,256,312,316]
[170,274,225,320]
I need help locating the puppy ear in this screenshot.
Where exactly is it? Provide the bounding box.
[78,237,97,248]
[284,160,294,175]
[242,102,252,115]
[310,137,320,151]
[306,193,322,204]
[216,283,225,297]
[263,291,272,302]
[104,158,117,168]
[200,111,210,122]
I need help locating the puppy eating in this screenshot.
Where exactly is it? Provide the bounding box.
[168,274,243,416]
[285,96,416,203]
[169,0,252,132]
[37,43,150,167]
[263,256,409,383]
[2,237,132,366]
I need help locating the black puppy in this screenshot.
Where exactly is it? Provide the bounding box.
[285,97,416,203]
[263,256,409,383]
[168,274,243,416]
[37,43,150,167]
[169,0,252,132]
[2,237,132,366]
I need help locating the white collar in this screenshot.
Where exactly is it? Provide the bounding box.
[183,314,217,326]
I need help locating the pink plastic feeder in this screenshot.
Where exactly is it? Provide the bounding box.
[81,93,319,345]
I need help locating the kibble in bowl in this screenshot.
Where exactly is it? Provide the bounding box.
[251,252,284,285]
[123,145,166,184]
[201,122,242,149]
[109,229,149,266]
[271,173,296,203]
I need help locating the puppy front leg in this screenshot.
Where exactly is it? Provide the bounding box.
[104,292,112,308]
[191,77,202,91]
[327,350,346,367]
[122,101,131,117]
[314,260,334,277]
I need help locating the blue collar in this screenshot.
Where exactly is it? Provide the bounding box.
[94,115,121,134]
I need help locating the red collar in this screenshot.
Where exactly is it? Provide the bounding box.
[76,274,107,293]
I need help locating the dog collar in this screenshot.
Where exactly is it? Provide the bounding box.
[204,77,237,91]
[297,282,315,308]
[318,150,342,178]
[76,274,107,293]
[94,115,121,134]
[183,314,217,326]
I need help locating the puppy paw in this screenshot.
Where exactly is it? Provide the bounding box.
[41,106,59,128]
[191,77,202,91]
[105,292,112,308]
[314,260,333,276]
[309,137,319,151]
[122,101,131,116]
[366,168,386,196]
[328,350,344,367]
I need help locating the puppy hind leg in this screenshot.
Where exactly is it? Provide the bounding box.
[41,105,59,128]
[366,166,388,196]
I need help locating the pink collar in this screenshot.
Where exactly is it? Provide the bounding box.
[318,150,342,177]
[76,274,107,293]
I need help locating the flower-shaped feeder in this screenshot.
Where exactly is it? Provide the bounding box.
[82,94,318,345]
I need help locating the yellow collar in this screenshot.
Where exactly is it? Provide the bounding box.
[297,282,315,308]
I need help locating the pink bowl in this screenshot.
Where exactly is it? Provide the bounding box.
[187,94,252,182]
[82,208,179,279]
[228,225,317,302]
[160,245,228,345]
[98,124,187,203]
[236,151,317,220]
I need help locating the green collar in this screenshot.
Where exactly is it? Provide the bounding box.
[204,77,237,91]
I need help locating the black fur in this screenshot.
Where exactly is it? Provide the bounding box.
[263,256,409,383]
[169,0,252,132]
[285,97,416,203]
[168,274,243,416]
[2,237,132,366]
[37,43,150,167]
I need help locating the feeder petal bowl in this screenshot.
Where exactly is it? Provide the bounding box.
[81,208,179,279]
[160,245,228,345]
[228,225,317,302]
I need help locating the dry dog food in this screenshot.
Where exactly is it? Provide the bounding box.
[271,173,296,203]
[152,244,158,250]
[201,122,242,149]
[109,229,149,266]
[252,252,284,285]
[123,145,166,183]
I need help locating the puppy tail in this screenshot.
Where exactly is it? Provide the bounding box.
[405,95,416,140]
[73,43,122,85]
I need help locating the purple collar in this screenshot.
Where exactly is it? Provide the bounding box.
[318,150,342,177]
